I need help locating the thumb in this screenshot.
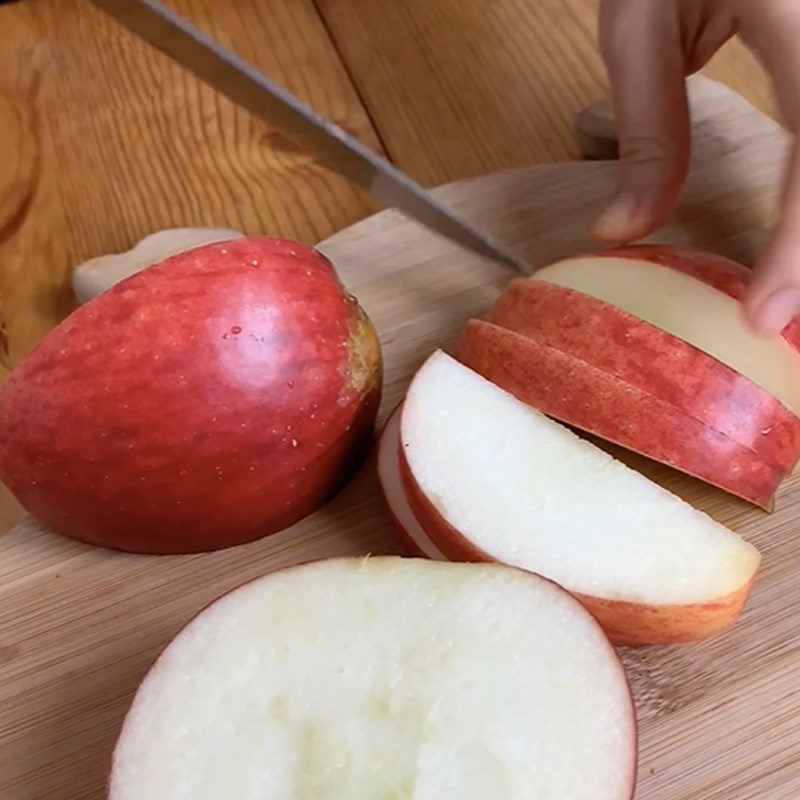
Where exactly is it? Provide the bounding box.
[594,0,690,243]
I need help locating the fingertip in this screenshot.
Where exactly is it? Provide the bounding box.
[592,194,639,243]
[592,191,665,244]
[743,285,800,338]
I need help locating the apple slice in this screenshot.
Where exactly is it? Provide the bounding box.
[531,246,800,417]
[398,351,760,645]
[458,319,786,508]
[488,279,800,474]
[377,405,447,559]
[109,557,637,800]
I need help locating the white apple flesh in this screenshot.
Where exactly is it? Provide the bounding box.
[109,557,636,800]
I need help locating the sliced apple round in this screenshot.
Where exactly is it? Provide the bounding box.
[396,351,760,645]
[458,318,786,509]
[109,557,637,800]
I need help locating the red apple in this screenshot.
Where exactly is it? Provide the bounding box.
[391,351,760,646]
[459,319,785,508]
[0,237,382,553]
[109,557,637,800]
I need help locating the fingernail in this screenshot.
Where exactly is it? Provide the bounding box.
[749,286,800,337]
[593,193,640,242]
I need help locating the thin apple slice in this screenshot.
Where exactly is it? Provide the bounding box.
[377,405,447,559]
[532,248,800,417]
[399,351,760,645]
[459,319,785,508]
[110,557,637,800]
[489,279,800,474]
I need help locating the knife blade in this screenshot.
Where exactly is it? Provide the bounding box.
[89,0,531,275]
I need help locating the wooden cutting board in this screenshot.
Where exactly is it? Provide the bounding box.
[2,75,798,800]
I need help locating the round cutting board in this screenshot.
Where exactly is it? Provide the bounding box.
[2,76,799,800]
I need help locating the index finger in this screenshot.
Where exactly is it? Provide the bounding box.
[594,0,690,243]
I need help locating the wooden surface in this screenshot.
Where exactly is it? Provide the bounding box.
[0,0,793,798]
[3,73,799,799]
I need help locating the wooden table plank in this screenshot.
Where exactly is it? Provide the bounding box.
[0,0,381,532]
[315,0,775,186]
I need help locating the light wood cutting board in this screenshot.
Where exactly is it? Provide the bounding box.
[2,75,799,799]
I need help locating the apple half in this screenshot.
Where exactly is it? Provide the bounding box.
[109,557,637,800]
[476,245,800,507]
[382,352,760,646]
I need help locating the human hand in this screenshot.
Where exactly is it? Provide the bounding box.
[595,0,800,337]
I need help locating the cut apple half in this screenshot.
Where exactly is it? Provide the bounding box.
[458,319,787,509]
[532,248,800,417]
[109,557,637,800]
[396,351,760,645]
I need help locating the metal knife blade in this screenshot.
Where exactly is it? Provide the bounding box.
[89,0,531,275]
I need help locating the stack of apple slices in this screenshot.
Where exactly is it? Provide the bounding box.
[461,245,800,509]
[379,351,761,645]
[110,558,637,800]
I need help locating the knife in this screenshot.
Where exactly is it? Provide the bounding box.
[89,0,531,275]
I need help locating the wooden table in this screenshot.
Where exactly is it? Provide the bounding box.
[0,1,780,795]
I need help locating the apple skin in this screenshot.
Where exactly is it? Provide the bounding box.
[488,278,800,474]
[458,319,784,508]
[396,434,753,647]
[0,237,382,553]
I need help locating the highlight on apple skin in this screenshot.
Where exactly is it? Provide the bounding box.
[0,237,382,553]
[379,351,760,646]
[109,557,637,800]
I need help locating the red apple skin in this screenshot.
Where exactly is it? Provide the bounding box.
[397,439,753,647]
[0,238,382,553]
[457,320,784,508]
[489,279,800,473]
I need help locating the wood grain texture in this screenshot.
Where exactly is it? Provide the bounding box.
[2,76,797,799]
[0,0,380,378]
[314,0,775,185]
[0,0,381,532]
